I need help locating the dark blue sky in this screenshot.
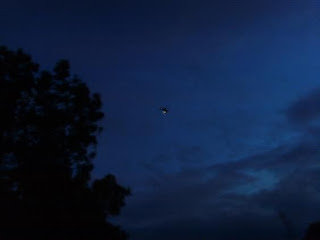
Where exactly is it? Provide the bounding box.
[2,0,320,239]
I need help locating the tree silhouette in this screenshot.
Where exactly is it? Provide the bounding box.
[302,221,320,240]
[0,46,131,240]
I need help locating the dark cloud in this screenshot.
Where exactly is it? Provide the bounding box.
[129,212,284,240]
[174,145,207,164]
[115,139,320,240]
[140,145,208,173]
[286,87,320,126]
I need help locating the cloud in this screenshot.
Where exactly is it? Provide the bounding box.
[140,145,210,175]
[286,87,320,126]
[115,139,320,240]
[113,59,320,240]
[129,212,284,240]
[126,84,320,238]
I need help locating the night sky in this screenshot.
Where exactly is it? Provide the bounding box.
[2,0,320,239]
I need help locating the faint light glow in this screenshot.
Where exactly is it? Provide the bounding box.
[160,107,168,115]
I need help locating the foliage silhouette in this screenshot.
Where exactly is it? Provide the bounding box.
[302,221,320,240]
[0,46,131,240]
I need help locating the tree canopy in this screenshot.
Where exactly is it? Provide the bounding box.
[0,46,131,240]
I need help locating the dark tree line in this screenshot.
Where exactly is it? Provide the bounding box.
[0,46,130,240]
